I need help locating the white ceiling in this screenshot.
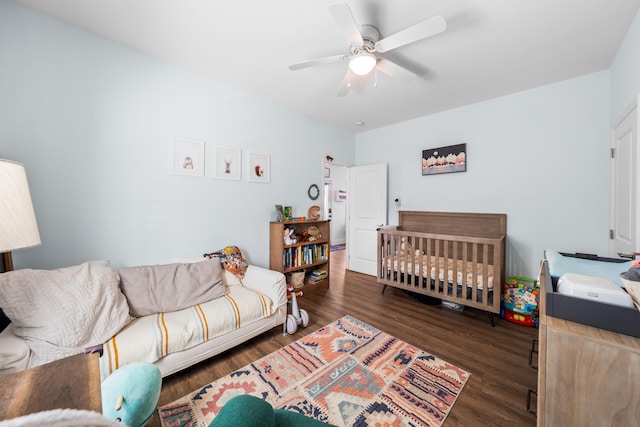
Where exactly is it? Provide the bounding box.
[16,0,640,133]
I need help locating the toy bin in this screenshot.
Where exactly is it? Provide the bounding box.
[502,276,539,327]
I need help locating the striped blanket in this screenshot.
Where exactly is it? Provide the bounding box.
[99,285,274,379]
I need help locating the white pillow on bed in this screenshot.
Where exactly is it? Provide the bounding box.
[0,261,133,367]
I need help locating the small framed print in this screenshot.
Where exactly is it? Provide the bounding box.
[422,143,467,176]
[248,152,270,183]
[172,137,205,177]
[215,146,241,180]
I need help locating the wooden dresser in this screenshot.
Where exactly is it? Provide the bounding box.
[0,352,101,420]
[537,261,640,426]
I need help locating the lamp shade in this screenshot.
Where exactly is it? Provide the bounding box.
[349,52,377,76]
[0,159,41,253]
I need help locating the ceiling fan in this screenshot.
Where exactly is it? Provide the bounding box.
[289,2,447,96]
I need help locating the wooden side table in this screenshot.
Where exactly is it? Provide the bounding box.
[0,352,101,420]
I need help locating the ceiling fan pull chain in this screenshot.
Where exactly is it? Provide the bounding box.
[347,70,352,88]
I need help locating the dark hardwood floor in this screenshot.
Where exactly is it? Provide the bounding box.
[151,249,538,426]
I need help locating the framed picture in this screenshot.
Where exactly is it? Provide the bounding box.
[215,146,241,180]
[248,152,270,183]
[422,143,467,176]
[171,137,205,177]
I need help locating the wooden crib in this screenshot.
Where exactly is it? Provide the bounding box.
[377,211,506,325]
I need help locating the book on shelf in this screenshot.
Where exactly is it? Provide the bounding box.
[282,244,329,270]
[306,269,328,283]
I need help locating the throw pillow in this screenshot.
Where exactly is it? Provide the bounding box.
[0,261,133,367]
[118,259,228,317]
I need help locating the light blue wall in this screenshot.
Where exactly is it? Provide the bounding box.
[353,9,640,281]
[355,71,611,279]
[353,8,640,280]
[0,2,354,269]
[610,9,640,123]
[4,1,639,279]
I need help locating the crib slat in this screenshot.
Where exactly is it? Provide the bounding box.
[452,241,459,297]
[414,237,428,289]
[468,243,475,304]
[482,243,489,305]
[407,236,419,288]
[462,242,468,302]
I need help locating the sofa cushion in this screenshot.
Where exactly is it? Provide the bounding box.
[170,258,242,287]
[0,261,133,367]
[118,259,228,317]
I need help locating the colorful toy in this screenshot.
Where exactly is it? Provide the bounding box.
[101,362,162,427]
[502,276,539,327]
[284,285,309,334]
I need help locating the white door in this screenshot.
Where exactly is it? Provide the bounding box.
[347,163,388,275]
[612,100,638,257]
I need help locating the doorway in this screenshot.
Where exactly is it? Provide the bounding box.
[323,163,348,246]
[611,97,638,257]
[321,161,388,276]
[347,163,388,275]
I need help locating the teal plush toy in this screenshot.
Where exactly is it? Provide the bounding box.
[101,362,162,427]
[210,394,336,427]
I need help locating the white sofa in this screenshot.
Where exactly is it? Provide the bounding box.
[0,258,287,379]
[100,263,287,378]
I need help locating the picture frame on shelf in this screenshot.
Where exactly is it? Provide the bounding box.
[171,137,205,177]
[248,152,271,183]
[215,146,241,180]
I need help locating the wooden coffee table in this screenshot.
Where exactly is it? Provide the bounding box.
[0,352,101,420]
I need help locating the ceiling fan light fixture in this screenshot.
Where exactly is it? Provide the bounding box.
[349,52,376,75]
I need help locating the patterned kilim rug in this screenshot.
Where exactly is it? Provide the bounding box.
[158,315,470,427]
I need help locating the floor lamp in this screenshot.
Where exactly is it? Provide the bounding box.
[0,159,41,272]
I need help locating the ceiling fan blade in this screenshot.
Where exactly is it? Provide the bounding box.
[328,2,364,46]
[289,54,348,71]
[376,59,417,82]
[375,15,446,53]
[337,71,351,97]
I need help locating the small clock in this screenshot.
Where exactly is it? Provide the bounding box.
[307,184,320,200]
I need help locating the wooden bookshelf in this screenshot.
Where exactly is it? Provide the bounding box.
[269,219,330,288]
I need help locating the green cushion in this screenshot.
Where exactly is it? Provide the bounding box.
[209,395,336,427]
[274,409,337,427]
[210,395,275,427]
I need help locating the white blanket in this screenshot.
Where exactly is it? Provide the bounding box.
[100,285,274,378]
